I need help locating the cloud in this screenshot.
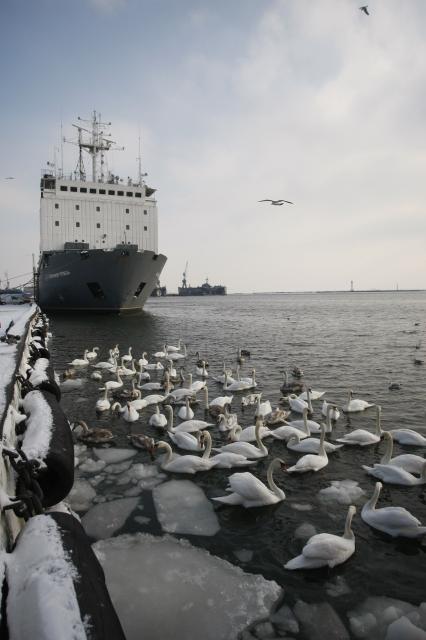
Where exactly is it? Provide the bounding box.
[89,0,126,13]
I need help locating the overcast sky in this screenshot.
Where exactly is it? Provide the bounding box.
[1,0,425,293]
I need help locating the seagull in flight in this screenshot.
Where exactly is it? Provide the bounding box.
[258,199,294,206]
[359,5,369,15]
[4,176,15,180]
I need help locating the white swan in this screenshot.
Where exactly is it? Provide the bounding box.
[254,397,272,418]
[112,400,139,423]
[288,388,313,414]
[241,392,262,407]
[287,429,343,454]
[287,424,328,474]
[149,404,168,428]
[138,352,148,367]
[322,401,340,421]
[379,431,426,475]
[95,388,111,412]
[143,393,169,406]
[117,358,136,377]
[128,390,148,411]
[93,351,116,369]
[212,362,235,384]
[138,381,163,391]
[361,482,426,537]
[213,421,269,459]
[166,339,181,353]
[173,416,215,434]
[190,377,207,394]
[211,451,258,469]
[238,368,257,388]
[235,418,274,443]
[121,346,133,363]
[90,371,102,381]
[156,430,216,473]
[362,460,426,486]
[69,350,90,366]
[99,371,123,392]
[323,405,338,433]
[195,360,208,377]
[287,407,321,434]
[207,388,233,410]
[285,506,356,569]
[212,458,286,507]
[177,397,195,421]
[166,344,187,361]
[336,405,383,446]
[223,371,253,392]
[266,407,290,426]
[388,428,426,447]
[86,346,99,361]
[342,389,374,413]
[153,344,167,359]
[169,374,195,402]
[164,406,203,451]
[298,387,325,401]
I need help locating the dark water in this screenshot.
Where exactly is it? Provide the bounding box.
[49,291,426,634]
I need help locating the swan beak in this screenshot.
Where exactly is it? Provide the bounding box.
[280,462,288,471]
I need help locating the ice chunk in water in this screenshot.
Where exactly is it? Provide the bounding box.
[294,600,350,640]
[349,597,426,639]
[386,617,426,640]
[325,576,351,598]
[82,497,139,540]
[233,549,254,563]
[290,502,313,511]
[103,460,133,475]
[153,480,220,536]
[93,533,281,640]
[319,480,365,505]
[93,448,137,464]
[294,522,317,540]
[67,479,96,511]
[78,458,106,474]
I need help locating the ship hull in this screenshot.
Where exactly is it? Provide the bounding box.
[37,248,167,313]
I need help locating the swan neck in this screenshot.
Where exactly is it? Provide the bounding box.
[381,434,393,464]
[161,442,173,463]
[255,420,268,453]
[302,410,310,435]
[318,427,327,458]
[267,460,285,498]
[166,407,174,432]
[366,483,381,511]
[375,407,382,435]
[343,508,355,540]
[202,432,212,459]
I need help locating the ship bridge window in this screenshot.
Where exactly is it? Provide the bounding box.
[135,192,142,198]
[55,203,59,209]
[90,188,96,194]
[118,190,124,196]
[126,208,129,213]
[96,223,101,228]
[60,186,68,192]
[87,282,105,299]
[96,206,100,212]
[126,192,133,197]
[126,225,130,230]
[75,205,80,210]
[133,282,146,298]
[144,210,147,215]
[144,226,147,231]
[152,254,159,261]
[99,189,106,194]
[76,222,80,227]
[80,187,87,193]
[55,221,60,226]
[70,186,77,192]
[108,190,115,195]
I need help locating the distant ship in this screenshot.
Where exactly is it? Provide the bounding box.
[35,112,167,313]
[178,264,226,296]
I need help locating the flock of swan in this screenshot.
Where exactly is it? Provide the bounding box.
[66,340,426,571]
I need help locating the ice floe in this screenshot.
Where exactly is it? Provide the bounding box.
[82,497,139,540]
[153,480,220,536]
[294,522,317,539]
[348,597,426,639]
[93,447,137,464]
[318,479,366,505]
[93,533,281,640]
[294,600,350,640]
[67,478,96,511]
[233,549,254,563]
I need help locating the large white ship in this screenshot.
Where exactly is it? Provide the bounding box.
[36,112,167,313]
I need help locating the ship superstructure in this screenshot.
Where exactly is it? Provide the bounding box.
[36,112,167,312]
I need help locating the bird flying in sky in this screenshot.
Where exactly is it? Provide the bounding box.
[258,199,294,206]
[359,5,369,15]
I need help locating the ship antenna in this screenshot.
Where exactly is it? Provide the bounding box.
[136,131,148,187]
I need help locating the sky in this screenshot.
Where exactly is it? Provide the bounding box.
[1,0,425,293]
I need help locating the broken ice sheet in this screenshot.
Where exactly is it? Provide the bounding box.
[318,480,365,505]
[93,533,281,640]
[67,479,96,511]
[93,448,137,464]
[153,480,219,536]
[82,497,139,540]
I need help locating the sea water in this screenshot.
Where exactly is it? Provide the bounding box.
[50,291,426,638]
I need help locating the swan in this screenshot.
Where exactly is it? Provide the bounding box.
[143,361,165,371]
[254,397,272,418]
[287,424,329,474]
[168,374,194,403]
[211,451,258,469]
[69,350,90,366]
[336,405,383,446]
[121,347,133,364]
[271,422,310,442]
[143,393,169,406]
[95,388,111,412]
[237,422,274,443]
[241,392,262,407]
[155,430,216,473]
[177,397,195,421]
[202,386,232,414]
[342,390,374,413]
[323,405,339,433]
[280,371,304,395]
[90,371,102,381]
[292,366,304,378]
[137,370,151,384]
[238,368,257,388]
[149,404,168,428]
[195,351,209,368]
[212,362,235,384]
[362,460,426,486]
[298,387,325,401]
[288,389,313,414]
[287,408,321,434]
[138,381,163,391]
[223,371,253,392]
[153,344,167,358]
[128,390,148,411]
[322,401,340,421]
[217,413,236,432]
[378,431,426,475]
[117,358,137,377]
[212,457,286,507]
[164,406,203,451]
[213,421,269,459]
[99,371,123,392]
[285,506,356,569]
[173,416,215,434]
[190,377,207,394]
[266,407,290,426]
[287,429,343,454]
[166,361,177,381]
[86,346,100,361]
[388,428,426,447]
[112,401,139,423]
[72,420,114,445]
[166,339,181,353]
[361,482,426,537]
[166,344,187,361]
[195,360,208,377]
[138,352,148,367]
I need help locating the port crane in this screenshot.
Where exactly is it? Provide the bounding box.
[182,261,188,289]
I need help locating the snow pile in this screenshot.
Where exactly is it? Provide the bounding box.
[82,497,139,540]
[21,390,53,460]
[348,597,426,639]
[93,533,281,640]
[318,479,366,505]
[28,358,49,386]
[6,514,87,640]
[153,480,220,536]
